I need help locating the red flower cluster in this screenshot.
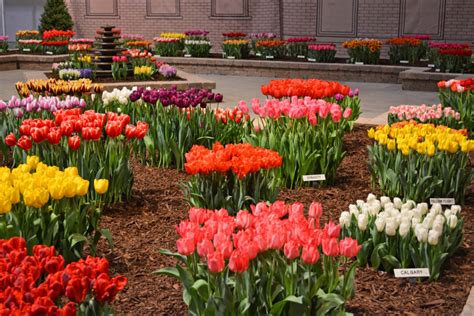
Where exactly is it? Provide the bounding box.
[222,32,247,38]
[286,37,317,43]
[184,143,282,179]
[261,79,351,99]
[214,107,250,124]
[6,109,149,151]
[439,48,473,56]
[176,202,362,273]
[0,237,126,315]
[43,30,75,40]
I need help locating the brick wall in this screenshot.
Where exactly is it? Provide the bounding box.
[64,0,474,55]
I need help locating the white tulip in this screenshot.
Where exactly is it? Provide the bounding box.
[417,203,428,215]
[375,217,386,232]
[411,217,420,228]
[432,221,444,235]
[380,196,391,206]
[360,205,369,215]
[451,205,461,214]
[368,205,380,216]
[415,226,428,243]
[444,209,453,218]
[393,197,402,209]
[385,218,398,236]
[384,202,394,210]
[378,211,389,219]
[423,214,434,228]
[448,215,458,229]
[349,204,359,217]
[389,208,400,218]
[399,221,411,238]
[428,230,440,246]
[430,203,442,215]
[339,211,351,228]
[356,200,365,207]
[358,213,369,231]
[367,193,377,202]
[435,214,445,224]
[405,200,416,209]
[401,205,411,214]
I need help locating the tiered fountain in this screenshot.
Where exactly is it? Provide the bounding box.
[93,25,123,78]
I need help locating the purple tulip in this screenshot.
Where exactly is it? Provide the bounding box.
[214,93,223,103]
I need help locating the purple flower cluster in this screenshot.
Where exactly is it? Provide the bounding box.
[249,33,276,40]
[129,86,223,108]
[334,88,359,101]
[0,95,86,117]
[80,68,93,78]
[185,30,209,37]
[159,64,177,78]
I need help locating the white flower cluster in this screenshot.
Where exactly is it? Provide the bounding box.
[58,69,81,80]
[102,87,135,106]
[184,40,211,45]
[340,193,461,246]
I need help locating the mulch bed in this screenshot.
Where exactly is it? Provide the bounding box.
[98,124,473,315]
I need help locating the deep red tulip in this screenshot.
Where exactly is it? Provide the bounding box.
[93,273,127,303]
[65,277,89,303]
[68,136,81,151]
[4,133,17,147]
[19,124,31,136]
[30,127,46,143]
[17,135,32,151]
[58,302,77,316]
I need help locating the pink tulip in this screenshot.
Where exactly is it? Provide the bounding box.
[339,237,361,258]
[238,100,249,114]
[301,244,320,264]
[176,237,195,256]
[207,252,225,273]
[284,240,300,260]
[322,237,339,256]
[343,107,352,119]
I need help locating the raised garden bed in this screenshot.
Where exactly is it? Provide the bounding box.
[0,53,68,71]
[97,125,474,315]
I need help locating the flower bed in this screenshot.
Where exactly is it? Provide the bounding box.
[388,104,462,129]
[158,201,361,315]
[183,143,282,213]
[42,29,75,55]
[184,30,212,57]
[368,122,473,203]
[428,43,473,73]
[0,36,8,54]
[0,237,126,315]
[343,39,382,64]
[286,37,317,58]
[340,194,464,280]
[437,78,474,132]
[307,44,337,63]
[386,37,423,64]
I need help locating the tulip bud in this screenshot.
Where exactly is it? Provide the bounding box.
[448,215,458,229]
[430,203,442,215]
[357,213,368,231]
[94,179,109,195]
[411,217,420,228]
[380,196,391,206]
[385,218,398,236]
[415,225,428,243]
[393,197,402,209]
[356,200,365,207]
[428,230,440,246]
[349,204,359,217]
[339,211,351,228]
[450,205,461,214]
[367,193,377,202]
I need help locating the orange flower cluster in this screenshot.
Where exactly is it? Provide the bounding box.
[214,107,250,124]
[126,40,152,48]
[256,40,286,48]
[386,37,422,46]
[15,79,104,97]
[342,39,382,52]
[261,79,351,99]
[185,143,282,179]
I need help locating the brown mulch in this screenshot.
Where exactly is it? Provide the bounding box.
[98,124,473,315]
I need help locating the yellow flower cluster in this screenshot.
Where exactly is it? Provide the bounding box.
[0,156,109,214]
[342,39,382,52]
[223,40,249,45]
[77,55,93,63]
[368,122,474,156]
[134,66,153,76]
[16,30,40,37]
[160,33,186,39]
[15,79,104,97]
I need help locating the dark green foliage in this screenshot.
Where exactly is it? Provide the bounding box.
[39,0,74,32]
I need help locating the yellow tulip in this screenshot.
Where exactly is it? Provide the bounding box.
[447,142,458,154]
[367,128,375,139]
[387,139,396,151]
[0,198,12,214]
[427,143,436,157]
[49,183,65,200]
[65,167,79,177]
[63,178,77,198]
[401,146,410,156]
[94,179,109,195]
[75,178,89,196]
[26,156,40,170]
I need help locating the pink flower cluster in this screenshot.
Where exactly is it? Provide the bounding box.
[70,38,94,44]
[388,104,461,122]
[308,44,336,51]
[153,37,181,43]
[287,37,317,43]
[176,201,361,273]
[239,96,352,125]
[18,39,42,44]
[0,36,8,41]
[112,56,127,62]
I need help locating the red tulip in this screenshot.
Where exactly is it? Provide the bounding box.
[65,277,89,303]
[4,133,17,147]
[283,240,300,260]
[30,127,46,143]
[228,249,249,273]
[135,122,149,139]
[68,136,81,151]
[339,237,361,258]
[105,121,122,138]
[58,302,77,316]
[60,122,74,137]
[47,129,62,145]
[44,256,65,274]
[125,125,137,139]
[19,124,31,136]
[301,244,320,264]
[324,222,341,239]
[176,237,195,256]
[93,273,127,303]
[207,251,225,273]
[197,239,214,257]
[17,135,32,151]
[322,238,339,257]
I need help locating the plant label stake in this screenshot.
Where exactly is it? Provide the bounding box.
[394,268,429,283]
[297,55,306,59]
[355,62,364,65]
[184,54,192,58]
[308,58,316,62]
[429,198,455,205]
[303,174,326,185]
[400,60,409,64]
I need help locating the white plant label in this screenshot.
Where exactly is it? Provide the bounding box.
[303,174,326,182]
[429,198,455,205]
[355,62,364,65]
[184,54,192,57]
[227,56,236,59]
[420,58,429,62]
[308,58,316,62]
[394,268,429,278]
[23,48,31,52]
[297,55,306,59]
[428,64,435,68]
[256,53,262,57]
[46,51,53,55]
[266,55,274,59]
[400,60,409,64]
[435,69,441,72]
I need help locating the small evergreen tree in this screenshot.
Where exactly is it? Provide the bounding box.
[39,0,74,32]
